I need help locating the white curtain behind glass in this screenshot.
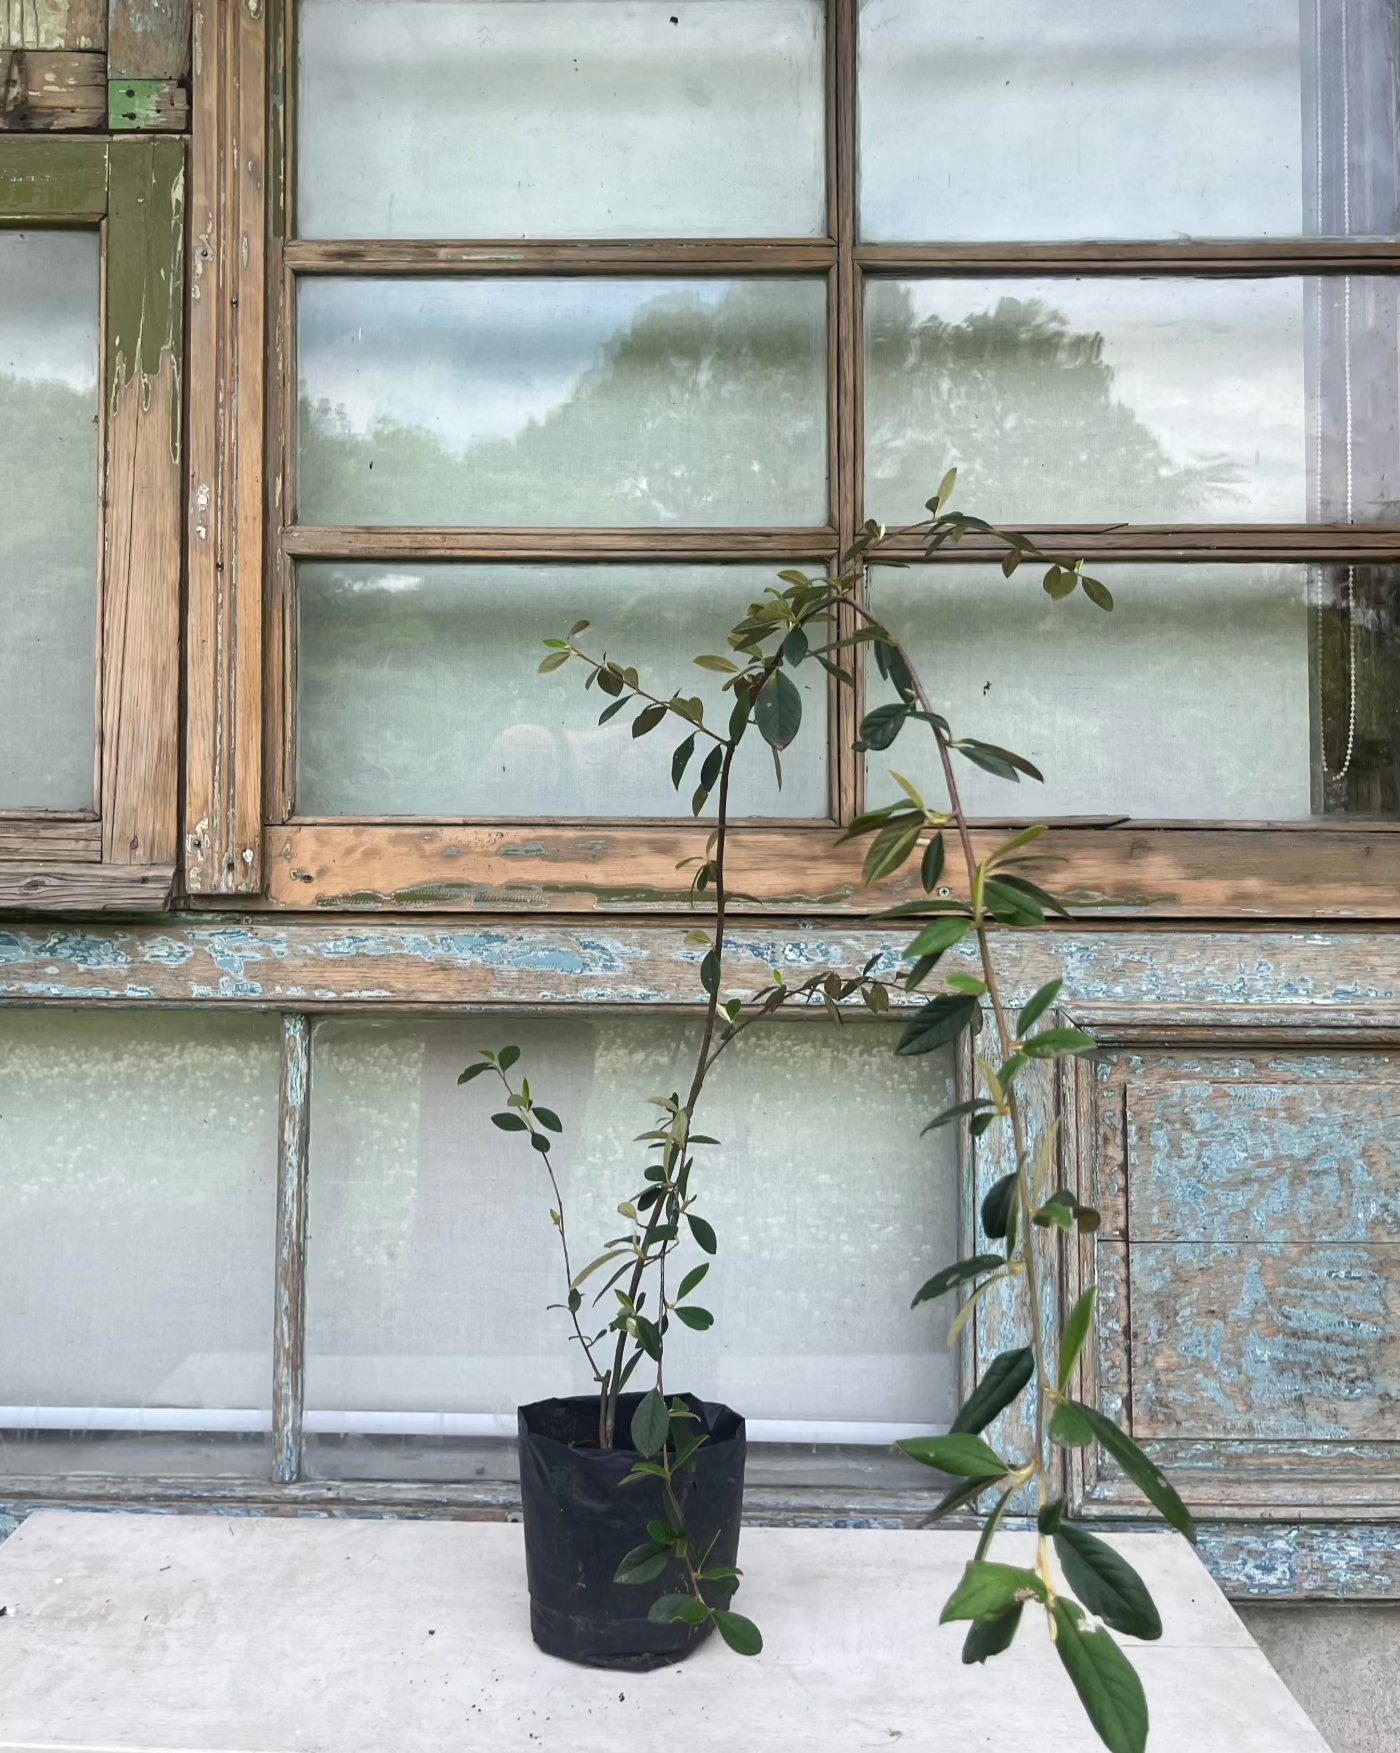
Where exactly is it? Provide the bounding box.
[305,1017,960,1434]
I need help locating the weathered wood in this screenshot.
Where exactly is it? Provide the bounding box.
[874,527,1400,563]
[0,133,105,211]
[0,862,172,911]
[5,923,1400,1010]
[273,1014,309,1484]
[108,73,185,128]
[263,822,1400,917]
[0,818,101,862]
[107,0,188,79]
[0,47,104,127]
[184,0,264,894]
[102,136,183,870]
[281,527,841,562]
[1122,1053,1400,1243]
[0,0,105,50]
[284,239,838,274]
[1130,1241,1400,1443]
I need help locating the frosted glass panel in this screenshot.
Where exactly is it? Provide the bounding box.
[865,564,1313,820]
[298,0,826,240]
[859,0,1400,241]
[297,277,829,527]
[304,1017,957,1442]
[297,563,827,818]
[865,277,1400,526]
[0,1012,280,1476]
[0,230,99,809]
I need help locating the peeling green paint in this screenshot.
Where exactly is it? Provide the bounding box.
[106,136,185,462]
[312,881,859,912]
[0,136,106,217]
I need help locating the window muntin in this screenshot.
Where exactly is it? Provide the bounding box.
[0,229,99,811]
[301,1014,957,1481]
[295,563,829,819]
[864,276,1400,528]
[296,0,828,242]
[295,277,830,529]
[0,1011,280,1477]
[858,0,1400,242]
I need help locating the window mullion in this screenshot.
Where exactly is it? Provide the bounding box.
[273,1012,312,1484]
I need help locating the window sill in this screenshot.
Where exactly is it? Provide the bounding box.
[0,1511,1326,1751]
[0,863,174,913]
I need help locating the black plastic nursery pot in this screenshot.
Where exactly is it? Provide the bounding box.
[517,1392,746,1671]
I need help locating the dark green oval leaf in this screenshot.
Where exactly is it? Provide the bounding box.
[456,1062,491,1085]
[1050,1400,1096,1449]
[614,1542,671,1587]
[1016,977,1063,1035]
[980,1173,1018,1241]
[633,703,667,737]
[940,1560,1046,1624]
[491,1112,528,1132]
[950,1346,1034,1436]
[677,1262,709,1300]
[853,702,910,752]
[910,1253,1004,1308]
[896,993,978,1057]
[671,733,697,790]
[712,1609,763,1656]
[1058,1286,1096,1391]
[962,1602,1023,1665]
[532,1106,563,1133]
[674,1305,714,1331]
[920,833,946,892]
[687,1213,717,1255]
[896,1433,1008,1479]
[1067,1402,1196,1542]
[1051,1599,1148,1753]
[497,1046,521,1071]
[1054,1522,1163,1642]
[755,669,802,751]
[631,1388,670,1459]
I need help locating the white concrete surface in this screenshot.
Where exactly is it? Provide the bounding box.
[0,1511,1329,1753]
[1238,1603,1398,1753]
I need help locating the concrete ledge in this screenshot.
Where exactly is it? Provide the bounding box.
[0,1512,1327,1752]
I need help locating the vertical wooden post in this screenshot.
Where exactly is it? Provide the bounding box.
[833,0,862,827]
[273,1011,310,1483]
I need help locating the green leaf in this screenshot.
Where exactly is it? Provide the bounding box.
[906,917,968,959]
[538,649,570,673]
[896,993,978,1056]
[995,872,1072,920]
[1066,1403,1196,1541]
[571,1248,631,1290]
[491,1112,528,1132]
[1042,565,1079,602]
[530,1132,551,1154]
[755,669,802,751]
[647,1592,701,1625]
[853,702,910,752]
[631,1388,670,1459]
[1050,1401,1096,1449]
[896,1433,1008,1480]
[950,1346,1034,1436]
[920,834,947,892]
[910,1253,1005,1307]
[862,815,924,886]
[497,1046,521,1071]
[962,1603,1023,1665]
[700,950,721,997]
[598,697,630,725]
[920,1098,996,1137]
[674,1305,714,1331]
[930,465,957,514]
[614,1542,671,1586]
[1081,574,1115,612]
[1017,978,1063,1036]
[671,733,697,789]
[982,878,1044,926]
[456,1062,491,1085]
[633,703,667,737]
[1038,1497,1065,1535]
[699,743,724,794]
[694,654,741,674]
[940,1561,1046,1624]
[1051,1600,1148,1753]
[782,625,809,666]
[980,1173,1018,1241]
[713,1610,763,1656]
[954,739,1044,784]
[677,1262,710,1300]
[531,1106,563,1134]
[688,1213,717,1254]
[1022,1026,1099,1060]
[1054,1523,1163,1642]
[1058,1287,1097,1391]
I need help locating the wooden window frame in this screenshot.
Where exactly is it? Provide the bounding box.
[185,0,1400,918]
[0,134,183,913]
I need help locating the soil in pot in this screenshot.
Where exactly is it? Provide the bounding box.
[517,1392,746,1671]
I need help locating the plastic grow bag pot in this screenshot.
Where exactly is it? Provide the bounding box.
[517,1392,746,1670]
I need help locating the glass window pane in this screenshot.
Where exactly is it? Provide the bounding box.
[865,563,1329,821]
[296,563,828,819]
[297,277,829,528]
[859,0,1400,241]
[303,1016,957,1482]
[298,0,826,241]
[865,276,1400,527]
[0,230,99,810]
[0,1012,281,1478]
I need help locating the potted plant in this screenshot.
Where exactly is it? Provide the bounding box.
[465,477,1193,1751]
